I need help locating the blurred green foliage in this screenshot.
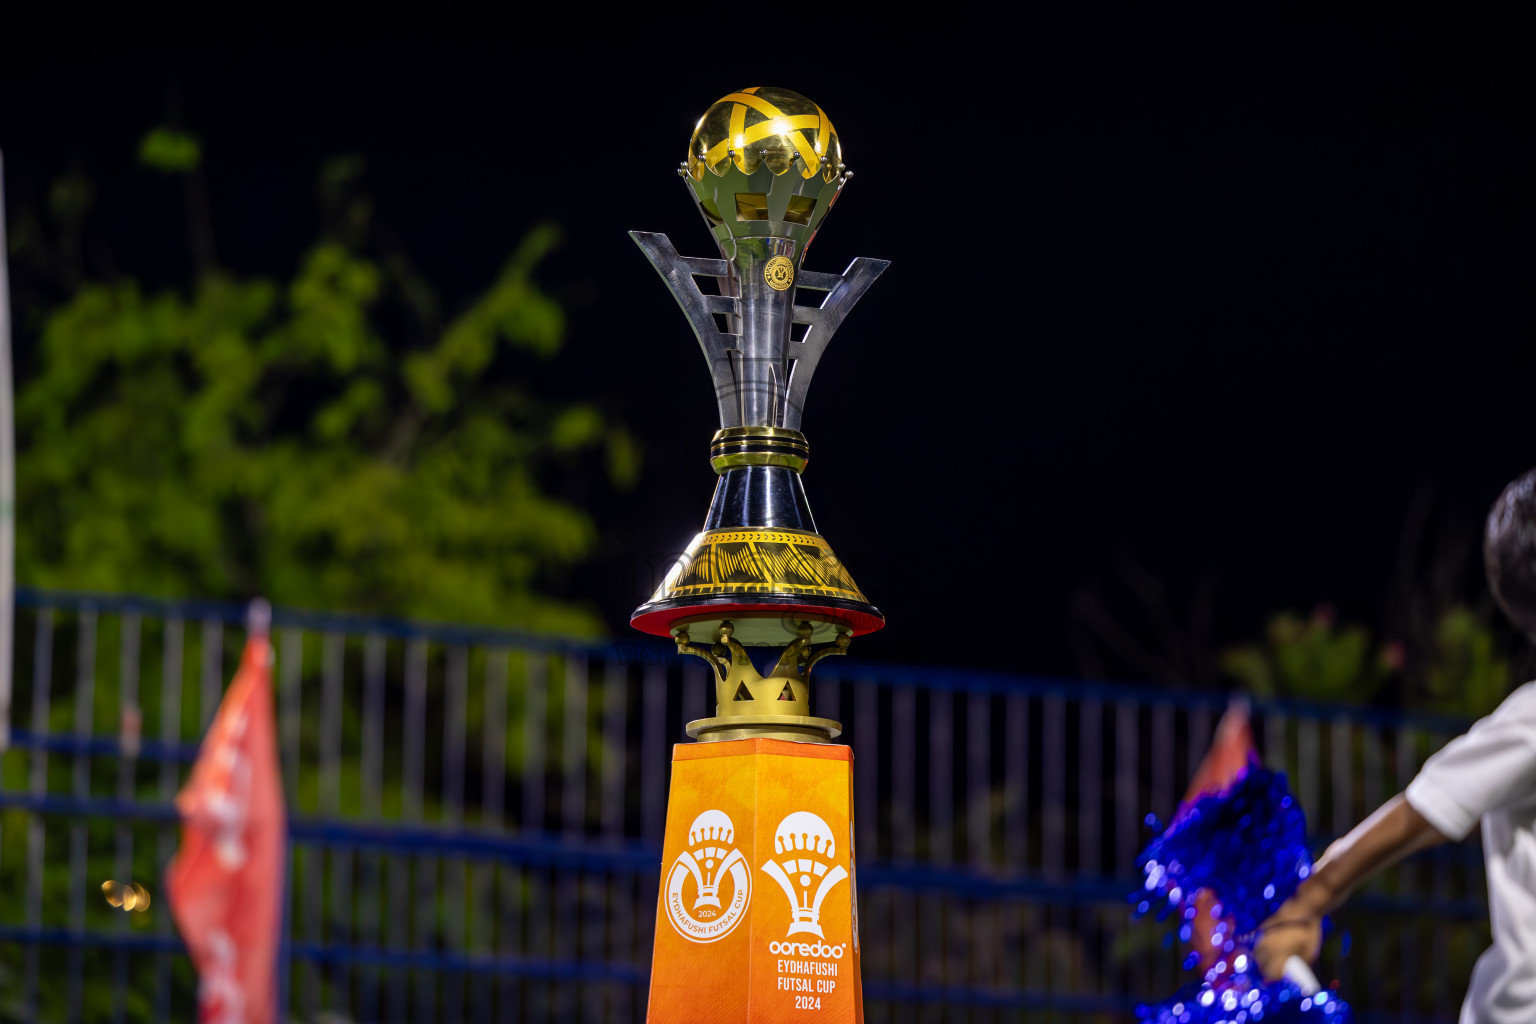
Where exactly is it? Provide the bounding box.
[1419,606,1510,716]
[1219,605,1398,703]
[12,144,638,634]
[136,128,202,172]
[1221,603,1511,716]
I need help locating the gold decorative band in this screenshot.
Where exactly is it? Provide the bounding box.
[650,527,869,604]
[709,427,810,474]
[711,426,809,444]
[710,452,809,472]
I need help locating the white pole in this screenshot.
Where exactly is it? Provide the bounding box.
[0,149,14,751]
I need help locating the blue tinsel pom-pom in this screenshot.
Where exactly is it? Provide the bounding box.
[1130,765,1352,1022]
[1133,957,1352,1023]
[1134,766,1312,937]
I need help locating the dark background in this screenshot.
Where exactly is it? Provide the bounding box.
[2,12,1530,678]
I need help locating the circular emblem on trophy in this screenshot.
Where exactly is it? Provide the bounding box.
[664,809,752,943]
[764,255,795,291]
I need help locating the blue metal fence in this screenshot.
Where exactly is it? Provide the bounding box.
[0,589,1489,1022]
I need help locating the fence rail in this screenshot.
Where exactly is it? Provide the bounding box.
[0,588,1488,1023]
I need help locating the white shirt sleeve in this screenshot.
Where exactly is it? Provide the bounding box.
[1404,682,1536,841]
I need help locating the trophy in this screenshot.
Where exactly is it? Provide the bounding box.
[631,87,886,1022]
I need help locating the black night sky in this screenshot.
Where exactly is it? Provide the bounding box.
[2,13,1531,682]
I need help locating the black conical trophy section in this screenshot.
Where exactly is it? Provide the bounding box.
[702,466,817,533]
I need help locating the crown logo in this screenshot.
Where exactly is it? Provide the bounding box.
[664,808,752,942]
[761,811,849,938]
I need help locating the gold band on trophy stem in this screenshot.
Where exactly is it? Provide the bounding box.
[711,426,809,442]
[708,426,811,474]
[709,452,809,472]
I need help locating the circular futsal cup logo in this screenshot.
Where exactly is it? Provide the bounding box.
[664,809,752,943]
[764,256,795,291]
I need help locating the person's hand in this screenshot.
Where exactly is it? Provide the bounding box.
[1254,893,1324,981]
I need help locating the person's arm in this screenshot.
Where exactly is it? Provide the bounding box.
[1257,682,1536,980]
[1255,793,1446,979]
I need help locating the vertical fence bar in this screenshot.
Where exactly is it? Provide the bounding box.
[856,678,879,865]
[1361,722,1383,825]
[891,684,916,861]
[1116,697,1143,1000]
[562,652,589,839]
[1077,694,1102,1005]
[1001,687,1028,1015]
[600,659,630,1023]
[500,651,527,1023]
[1331,714,1353,838]
[522,653,549,1022]
[199,616,223,730]
[277,626,304,1024]
[890,681,917,1019]
[1002,690,1028,874]
[523,654,548,834]
[1264,706,1288,781]
[816,671,839,726]
[680,661,705,733]
[854,675,878,872]
[1296,717,1320,840]
[928,688,952,865]
[474,647,507,1024]
[1114,698,1138,877]
[154,617,183,1022]
[358,632,386,1024]
[640,663,667,845]
[966,690,990,867]
[484,649,509,830]
[1042,695,1065,880]
[22,608,52,1021]
[279,628,303,807]
[1150,701,1173,827]
[637,659,668,1005]
[557,652,588,1018]
[1360,713,1384,997]
[322,632,350,1019]
[110,612,141,1024]
[403,637,432,1024]
[440,644,468,1024]
[66,607,96,1024]
[1078,697,1101,879]
[279,625,322,1020]
[965,687,993,1002]
[925,687,952,1003]
[1395,725,1419,1020]
[1187,705,1212,786]
[1427,729,1450,1019]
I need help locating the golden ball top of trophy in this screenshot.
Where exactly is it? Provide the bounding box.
[687,87,843,183]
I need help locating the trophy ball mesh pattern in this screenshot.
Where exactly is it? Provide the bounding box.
[688,86,842,182]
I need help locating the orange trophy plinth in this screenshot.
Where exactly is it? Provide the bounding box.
[650,739,863,1022]
[628,88,888,1023]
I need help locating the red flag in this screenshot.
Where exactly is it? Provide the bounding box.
[166,622,286,1024]
[1179,700,1257,972]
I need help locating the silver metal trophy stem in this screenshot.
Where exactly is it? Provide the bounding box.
[630,231,887,430]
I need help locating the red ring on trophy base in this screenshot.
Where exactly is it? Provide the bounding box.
[630,601,885,640]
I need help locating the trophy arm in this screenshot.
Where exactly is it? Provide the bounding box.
[782,257,890,430]
[629,231,746,428]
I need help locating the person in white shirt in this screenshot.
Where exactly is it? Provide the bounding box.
[1255,469,1536,1023]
